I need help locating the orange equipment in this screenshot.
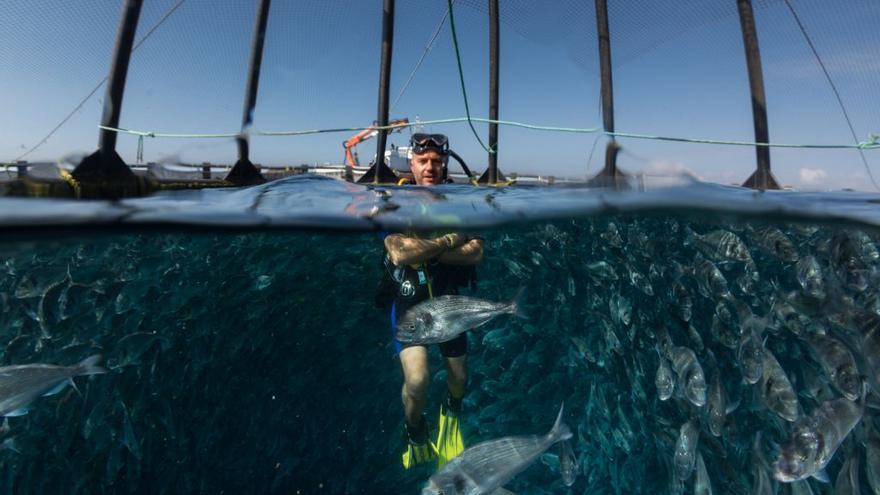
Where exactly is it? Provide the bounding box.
[343,118,409,167]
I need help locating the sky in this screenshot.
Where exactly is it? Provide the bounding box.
[1,0,878,190]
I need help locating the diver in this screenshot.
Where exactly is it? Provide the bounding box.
[375,133,484,469]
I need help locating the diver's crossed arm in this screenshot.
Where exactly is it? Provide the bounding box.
[439,238,483,265]
[384,233,480,266]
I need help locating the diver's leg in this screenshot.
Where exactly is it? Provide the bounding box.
[399,345,436,468]
[443,354,467,401]
[399,345,430,428]
[436,337,467,467]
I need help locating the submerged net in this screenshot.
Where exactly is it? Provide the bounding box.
[0,217,878,492]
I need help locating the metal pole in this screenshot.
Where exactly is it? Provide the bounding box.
[737,0,779,190]
[98,0,143,154]
[72,0,143,195]
[372,0,396,184]
[488,0,499,185]
[596,0,614,141]
[226,0,270,184]
[588,0,625,187]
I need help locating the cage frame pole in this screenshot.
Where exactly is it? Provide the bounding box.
[226,0,271,185]
[588,0,625,187]
[737,0,780,190]
[360,0,398,184]
[72,0,143,192]
[487,0,500,184]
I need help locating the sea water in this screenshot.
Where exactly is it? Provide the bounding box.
[0,175,879,494]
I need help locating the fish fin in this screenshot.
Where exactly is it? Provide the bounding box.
[41,380,70,397]
[508,287,527,319]
[670,261,685,282]
[683,226,696,247]
[4,408,28,418]
[69,377,82,397]
[76,354,108,376]
[811,469,830,483]
[549,402,572,442]
[726,396,741,415]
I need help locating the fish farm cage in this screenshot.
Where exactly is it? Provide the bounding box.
[1,0,878,198]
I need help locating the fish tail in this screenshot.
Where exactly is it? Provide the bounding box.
[76,355,108,376]
[683,226,696,247]
[508,287,527,319]
[548,402,572,443]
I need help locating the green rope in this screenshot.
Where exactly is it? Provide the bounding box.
[446,0,495,154]
[99,122,880,150]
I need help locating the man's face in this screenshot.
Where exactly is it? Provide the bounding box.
[410,150,445,186]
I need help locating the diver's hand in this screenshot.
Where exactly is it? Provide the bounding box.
[441,233,468,250]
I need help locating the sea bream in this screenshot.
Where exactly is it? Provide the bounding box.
[558,439,578,487]
[422,404,572,495]
[674,420,700,480]
[670,346,707,407]
[758,349,800,422]
[773,397,863,482]
[804,331,860,401]
[0,355,107,417]
[684,227,753,264]
[396,292,525,345]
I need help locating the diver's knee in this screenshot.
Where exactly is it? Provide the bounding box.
[405,371,430,398]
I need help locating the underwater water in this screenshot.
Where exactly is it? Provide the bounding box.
[1,178,880,494]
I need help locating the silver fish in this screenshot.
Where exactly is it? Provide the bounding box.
[0,355,107,417]
[396,293,524,345]
[866,428,880,495]
[694,451,712,495]
[804,332,860,401]
[670,346,707,407]
[796,256,825,300]
[422,404,572,495]
[559,439,578,487]
[755,226,799,262]
[610,293,632,327]
[758,349,799,422]
[706,373,728,437]
[685,227,752,264]
[674,420,700,480]
[586,261,617,281]
[773,397,862,482]
[832,454,859,495]
[670,282,693,322]
[656,352,675,401]
[737,331,764,384]
[693,254,731,300]
[627,266,654,296]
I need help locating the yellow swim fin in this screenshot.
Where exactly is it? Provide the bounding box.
[401,416,438,469]
[401,440,439,469]
[436,397,465,468]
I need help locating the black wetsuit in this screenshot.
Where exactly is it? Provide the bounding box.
[378,246,473,358]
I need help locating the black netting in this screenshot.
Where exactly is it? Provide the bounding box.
[1,0,878,189]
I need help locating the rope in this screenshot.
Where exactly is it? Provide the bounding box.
[14,0,187,161]
[446,0,494,154]
[782,0,879,191]
[99,120,880,151]
[57,169,82,198]
[390,1,453,113]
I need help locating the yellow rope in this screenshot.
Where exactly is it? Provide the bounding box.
[57,169,82,198]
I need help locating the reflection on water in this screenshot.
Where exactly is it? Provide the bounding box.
[0,179,880,493]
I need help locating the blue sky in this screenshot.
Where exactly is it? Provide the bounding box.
[1,0,878,190]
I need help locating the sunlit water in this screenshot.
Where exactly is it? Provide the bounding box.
[1,175,879,493]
